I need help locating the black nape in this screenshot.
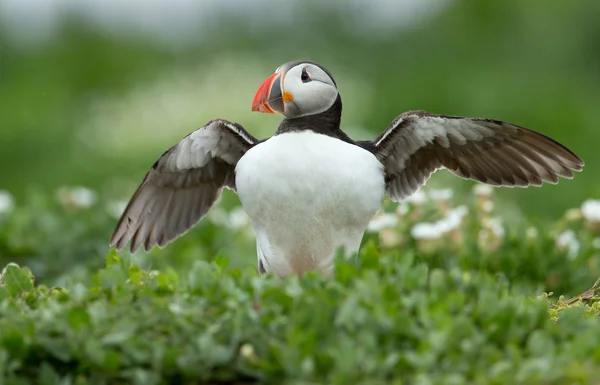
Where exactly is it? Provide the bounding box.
[274,95,355,145]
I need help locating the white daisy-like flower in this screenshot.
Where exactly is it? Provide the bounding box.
[70,187,97,207]
[405,190,427,205]
[208,206,251,231]
[396,202,410,216]
[411,222,441,240]
[57,186,97,209]
[526,227,539,239]
[367,213,398,232]
[0,190,15,214]
[474,184,493,197]
[581,200,600,222]
[556,230,580,260]
[240,343,258,362]
[564,208,582,221]
[481,200,494,213]
[483,217,505,238]
[228,207,250,230]
[106,200,128,219]
[410,205,468,240]
[442,205,468,230]
[428,188,453,201]
[208,207,230,226]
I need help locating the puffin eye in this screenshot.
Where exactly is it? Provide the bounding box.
[301,69,311,83]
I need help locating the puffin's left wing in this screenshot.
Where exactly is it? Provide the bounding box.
[372,110,584,202]
[110,119,258,252]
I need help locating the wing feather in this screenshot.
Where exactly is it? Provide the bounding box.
[372,111,583,201]
[109,119,258,252]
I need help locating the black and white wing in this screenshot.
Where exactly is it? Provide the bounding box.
[110,119,258,252]
[372,110,584,201]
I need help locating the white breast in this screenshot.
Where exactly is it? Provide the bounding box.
[235,131,385,277]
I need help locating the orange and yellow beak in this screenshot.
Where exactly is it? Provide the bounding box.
[251,72,285,114]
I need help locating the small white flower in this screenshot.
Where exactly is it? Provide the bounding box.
[208,207,228,226]
[405,190,427,205]
[71,187,97,207]
[481,200,494,213]
[564,208,582,221]
[411,222,442,239]
[526,227,539,239]
[240,343,255,357]
[428,188,453,201]
[209,206,250,231]
[0,190,15,214]
[367,213,398,232]
[556,230,580,260]
[556,230,575,248]
[581,200,600,222]
[240,343,257,361]
[411,205,468,239]
[228,207,249,230]
[442,206,468,230]
[57,186,97,209]
[483,217,505,238]
[106,200,128,219]
[168,302,184,315]
[396,202,410,216]
[474,184,493,197]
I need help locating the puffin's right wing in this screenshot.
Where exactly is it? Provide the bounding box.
[110,119,258,253]
[371,110,584,202]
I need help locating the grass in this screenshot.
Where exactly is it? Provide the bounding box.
[1,186,600,384]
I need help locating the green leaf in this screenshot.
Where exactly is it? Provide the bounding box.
[334,261,358,284]
[128,264,144,285]
[103,349,122,372]
[132,368,161,385]
[156,267,179,289]
[38,362,61,385]
[0,329,26,358]
[187,261,216,292]
[95,264,128,287]
[67,307,91,330]
[359,241,380,271]
[102,320,138,346]
[106,249,122,268]
[214,253,230,270]
[37,335,72,362]
[1,264,34,297]
[0,286,9,301]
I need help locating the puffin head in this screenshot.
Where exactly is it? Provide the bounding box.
[251,61,338,119]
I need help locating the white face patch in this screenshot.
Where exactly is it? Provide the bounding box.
[281,63,338,118]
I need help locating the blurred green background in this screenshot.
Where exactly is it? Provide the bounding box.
[4,4,600,381]
[1,0,599,221]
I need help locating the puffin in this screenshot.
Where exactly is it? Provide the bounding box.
[110,60,584,278]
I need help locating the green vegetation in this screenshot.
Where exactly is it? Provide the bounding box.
[1,1,600,219]
[2,1,600,383]
[1,189,600,384]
